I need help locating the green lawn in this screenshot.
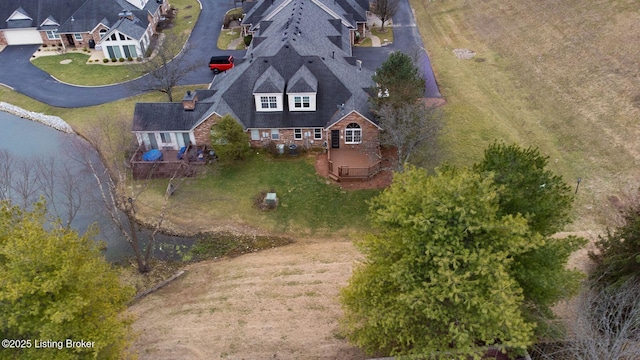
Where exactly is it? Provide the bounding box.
[217,29,243,50]
[31,53,142,85]
[137,154,380,237]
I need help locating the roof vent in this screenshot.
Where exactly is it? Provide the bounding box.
[264,59,268,63]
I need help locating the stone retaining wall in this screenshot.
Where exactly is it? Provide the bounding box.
[0,102,74,134]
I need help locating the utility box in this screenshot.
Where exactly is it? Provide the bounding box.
[265,192,277,208]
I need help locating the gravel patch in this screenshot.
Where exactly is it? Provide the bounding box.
[453,48,477,59]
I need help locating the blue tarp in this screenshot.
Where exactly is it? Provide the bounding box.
[142,149,163,161]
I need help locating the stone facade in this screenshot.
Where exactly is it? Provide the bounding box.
[193,114,221,146]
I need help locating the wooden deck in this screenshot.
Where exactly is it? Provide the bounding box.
[129,145,209,179]
[327,148,381,181]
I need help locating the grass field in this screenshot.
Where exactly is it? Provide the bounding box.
[411,0,640,231]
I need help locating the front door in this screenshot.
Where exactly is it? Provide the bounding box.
[331,130,340,148]
[148,133,158,149]
[65,34,75,46]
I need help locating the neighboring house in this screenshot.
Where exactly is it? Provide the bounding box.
[241,0,370,44]
[132,90,218,151]
[130,89,218,179]
[0,0,169,59]
[132,0,382,181]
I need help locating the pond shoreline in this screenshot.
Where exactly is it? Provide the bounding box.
[0,102,74,133]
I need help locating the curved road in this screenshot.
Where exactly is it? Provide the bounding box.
[0,0,439,108]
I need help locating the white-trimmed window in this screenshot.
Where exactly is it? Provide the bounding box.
[260,96,278,109]
[314,128,322,140]
[271,129,280,140]
[293,96,310,109]
[160,132,172,143]
[99,29,107,38]
[294,129,302,140]
[251,129,260,141]
[45,30,60,40]
[73,33,83,41]
[345,123,362,144]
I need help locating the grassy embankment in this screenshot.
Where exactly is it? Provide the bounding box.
[411,0,640,231]
[30,0,201,86]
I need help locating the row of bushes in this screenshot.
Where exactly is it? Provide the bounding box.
[101,57,140,63]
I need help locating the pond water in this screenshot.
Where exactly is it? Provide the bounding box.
[0,111,194,262]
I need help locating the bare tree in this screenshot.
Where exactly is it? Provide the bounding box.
[372,0,400,33]
[132,33,200,101]
[535,280,640,360]
[12,160,40,209]
[35,157,85,229]
[0,150,15,201]
[71,115,184,273]
[376,101,443,172]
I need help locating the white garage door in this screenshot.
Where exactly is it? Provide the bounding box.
[4,29,43,45]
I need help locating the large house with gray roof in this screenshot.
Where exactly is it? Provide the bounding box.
[132,0,383,181]
[0,0,169,60]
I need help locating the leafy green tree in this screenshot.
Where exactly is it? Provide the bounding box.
[474,142,583,325]
[210,114,251,161]
[341,166,539,358]
[371,51,425,109]
[0,201,134,360]
[589,201,640,288]
[474,142,573,236]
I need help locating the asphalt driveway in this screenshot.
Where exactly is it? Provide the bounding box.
[0,0,439,108]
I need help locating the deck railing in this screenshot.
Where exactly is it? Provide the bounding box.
[129,145,206,179]
[328,160,381,181]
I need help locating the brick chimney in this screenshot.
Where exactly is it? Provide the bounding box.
[182,90,197,111]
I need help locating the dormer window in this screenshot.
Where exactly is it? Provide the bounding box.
[287,65,317,112]
[253,66,285,112]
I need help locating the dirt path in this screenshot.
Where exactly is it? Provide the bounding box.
[129,239,366,359]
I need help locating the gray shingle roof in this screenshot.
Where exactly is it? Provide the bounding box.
[253,66,286,93]
[132,90,217,132]
[287,65,317,93]
[1,0,88,31]
[131,0,374,135]
[209,45,374,129]
[105,11,149,40]
[246,0,352,59]
[0,0,160,33]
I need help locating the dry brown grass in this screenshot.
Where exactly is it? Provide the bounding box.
[412,0,640,231]
[129,239,365,359]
